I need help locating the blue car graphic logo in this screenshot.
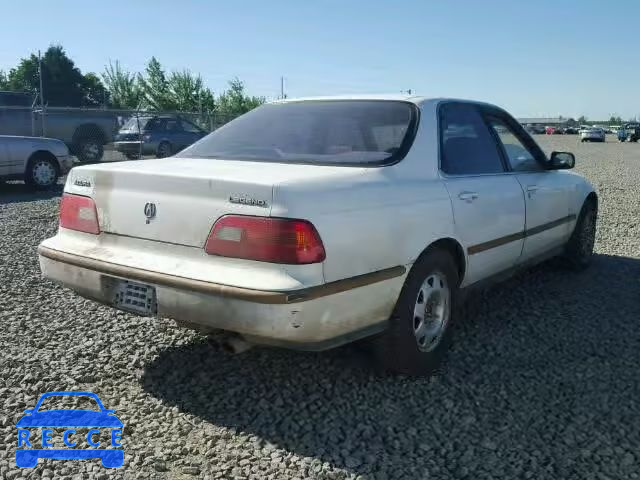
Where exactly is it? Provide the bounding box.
[15,391,123,468]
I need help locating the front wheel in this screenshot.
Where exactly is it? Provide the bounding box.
[370,248,459,376]
[25,155,59,190]
[563,200,597,270]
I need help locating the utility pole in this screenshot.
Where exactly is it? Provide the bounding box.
[280,76,285,99]
[38,50,46,137]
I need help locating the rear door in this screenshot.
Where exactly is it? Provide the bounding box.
[179,118,207,148]
[483,110,571,262]
[439,102,526,285]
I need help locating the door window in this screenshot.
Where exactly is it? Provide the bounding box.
[486,116,544,172]
[439,103,506,175]
[180,118,203,133]
[165,119,182,132]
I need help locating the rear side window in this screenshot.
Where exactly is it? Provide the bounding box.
[439,103,505,175]
[177,101,418,166]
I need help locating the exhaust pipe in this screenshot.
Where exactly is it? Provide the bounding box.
[220,334,253,354]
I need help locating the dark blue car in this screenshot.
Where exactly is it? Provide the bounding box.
[16,391,124,468]
[114,115,208,159]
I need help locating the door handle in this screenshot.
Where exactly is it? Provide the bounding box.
[526,185,538,198]
[458,191,479,202]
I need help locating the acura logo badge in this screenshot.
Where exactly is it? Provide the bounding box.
[144,202,157,224]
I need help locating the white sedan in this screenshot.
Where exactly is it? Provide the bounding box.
[38,96,597,375]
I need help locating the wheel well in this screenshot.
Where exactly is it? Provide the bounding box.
[26,150,60,174]
[585,191,598,210]
[72,123,106,145]
[416,238,466,285]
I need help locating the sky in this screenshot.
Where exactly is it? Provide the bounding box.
[0,0,636,119]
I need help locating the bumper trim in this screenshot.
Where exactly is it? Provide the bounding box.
[38,245,406,305]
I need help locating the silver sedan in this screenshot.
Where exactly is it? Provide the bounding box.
[0,135,73,189]
[580,128,606,143]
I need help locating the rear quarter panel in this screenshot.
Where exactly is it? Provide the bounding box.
[273,173,456,283]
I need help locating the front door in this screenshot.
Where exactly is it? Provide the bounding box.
[483,112,572,262]
[439,102,526,286]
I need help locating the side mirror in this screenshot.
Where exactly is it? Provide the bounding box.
[549,151,575,169]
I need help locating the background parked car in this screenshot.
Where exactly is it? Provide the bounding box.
[114,115,208,159]
[580,127,606,142]
[524,124,545,134]
[564,126,579,134]
[0,92,119,163]
[0,135,73,189]
[619,123,640,142]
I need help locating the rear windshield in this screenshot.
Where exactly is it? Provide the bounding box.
[177,101,418,166]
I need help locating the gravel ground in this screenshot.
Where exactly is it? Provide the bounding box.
[1,135,639,479]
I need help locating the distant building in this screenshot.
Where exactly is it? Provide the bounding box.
[517,117,571,126]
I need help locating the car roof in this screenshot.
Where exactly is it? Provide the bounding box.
[270,94,502,109]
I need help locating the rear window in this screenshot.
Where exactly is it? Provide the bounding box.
[177,101,418,166]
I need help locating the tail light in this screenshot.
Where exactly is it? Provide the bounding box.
[59,193,100,235]
[205,215,325,264]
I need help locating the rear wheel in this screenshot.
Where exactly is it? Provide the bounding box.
[25,154,59,189]
[371,248,459,376]
[156,141,172,158]
[563,200,597,270]
[76,137,104,163]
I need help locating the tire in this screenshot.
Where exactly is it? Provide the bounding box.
[24,154,59,190]
[126,153,140,160]
[156,141,172,158]
[370,248,459,376]
[76,137,104,163]
[563,199,597,271]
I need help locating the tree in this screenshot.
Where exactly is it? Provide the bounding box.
[1,45,108,107]
[102,60,141,109]
[137,57,175,111]
[577,115,588,124]
[216,77,265,116]
[168,70,216,113]
[83,72,109,107]
[609,115,622,124]
[0,70,8,90]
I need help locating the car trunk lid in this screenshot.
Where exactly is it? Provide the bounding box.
[65,157,363,248]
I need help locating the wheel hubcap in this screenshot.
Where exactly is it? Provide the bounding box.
[159,144,170,157]
[413,272,450,352]
[83,142,99,158]
[32,161,56,186]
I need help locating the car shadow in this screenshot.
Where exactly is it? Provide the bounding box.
[141,253,640,476]
[0,181,63,205]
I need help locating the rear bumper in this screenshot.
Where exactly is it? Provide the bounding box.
[38,245,405,350]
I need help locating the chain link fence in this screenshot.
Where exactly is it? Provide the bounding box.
[0,105,239,163]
